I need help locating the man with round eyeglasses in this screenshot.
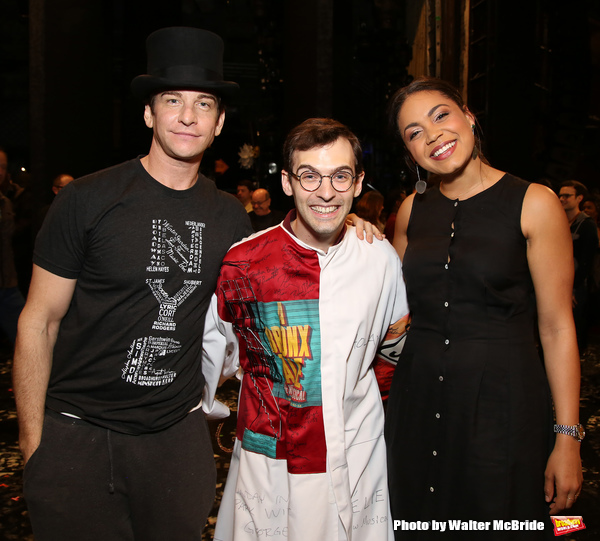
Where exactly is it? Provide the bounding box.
[279,131,363,252]
[202,118,409,540]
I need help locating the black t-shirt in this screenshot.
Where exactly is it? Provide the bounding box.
[34,158,252,434]
[248,209,286,232]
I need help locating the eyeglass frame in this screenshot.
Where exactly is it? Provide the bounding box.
[285,168,358,193]
[559,193,577,199]
[251,197,270,206]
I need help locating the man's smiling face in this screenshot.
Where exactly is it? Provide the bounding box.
[282,137,363,251]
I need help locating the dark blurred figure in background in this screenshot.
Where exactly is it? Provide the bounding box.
[355,190,385,233]
[52,173,74,196]
[248,188,285,232]
[0,147,26,345]
[0,147,24,201]
[236,179,254,212]
[581,194,600,325]
[582,195,600,243]
[0,148,34,298]
[35,173,76,235]
[383,188,407,243]
[211,156,238,194]
[559,180,599,352]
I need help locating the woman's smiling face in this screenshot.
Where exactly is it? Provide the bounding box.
[397,90,476,175]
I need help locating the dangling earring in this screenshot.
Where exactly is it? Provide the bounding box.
[415,165,427,194]
[471,125,479,160]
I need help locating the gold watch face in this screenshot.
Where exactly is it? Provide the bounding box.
[577,424,586,442]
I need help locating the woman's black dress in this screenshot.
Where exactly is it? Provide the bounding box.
[385,175,554,539]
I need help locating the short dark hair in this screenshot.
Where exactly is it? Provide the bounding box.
[282,118,363,175]
[387,77,484,170]
[237,179,254,191]
[582,195,599,214]
[561,180,589,199]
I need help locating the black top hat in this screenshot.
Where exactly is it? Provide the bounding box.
[131,27,239,100]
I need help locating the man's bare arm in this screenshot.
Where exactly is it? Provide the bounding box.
[13,265,76,463]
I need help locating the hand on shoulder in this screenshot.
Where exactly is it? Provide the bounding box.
[346,213,385,243]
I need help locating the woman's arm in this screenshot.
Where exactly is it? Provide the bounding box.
[521,183,583,514]
[392,193,415,261]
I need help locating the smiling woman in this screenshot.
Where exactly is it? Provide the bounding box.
[391,82,486,192]
[384,77,583,540]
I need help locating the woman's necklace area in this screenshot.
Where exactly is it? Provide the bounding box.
[440,177,484,201]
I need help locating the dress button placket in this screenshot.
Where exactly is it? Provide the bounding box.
[433,202,455,501]
[445,211,453,347]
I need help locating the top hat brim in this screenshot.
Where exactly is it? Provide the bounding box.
[131,75,239,101]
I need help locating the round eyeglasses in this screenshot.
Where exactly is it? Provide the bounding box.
[288,170,356,192]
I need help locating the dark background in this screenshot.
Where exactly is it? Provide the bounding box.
[0,0,599,211]
[1,2,599,539]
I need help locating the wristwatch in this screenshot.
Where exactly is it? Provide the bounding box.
[554,423,585,443]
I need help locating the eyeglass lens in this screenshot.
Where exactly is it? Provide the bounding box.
[297,170,354,192]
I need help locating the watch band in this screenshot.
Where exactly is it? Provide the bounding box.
[554,423,585,443]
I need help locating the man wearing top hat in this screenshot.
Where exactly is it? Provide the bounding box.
[12,27,253,540]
